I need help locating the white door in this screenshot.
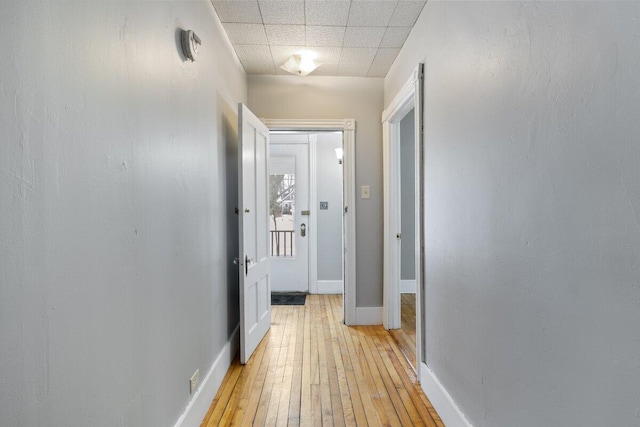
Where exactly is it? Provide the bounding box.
[238,104,271,364]
[269,136,310,292]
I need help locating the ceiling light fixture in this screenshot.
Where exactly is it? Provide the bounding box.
[280,51,321,76]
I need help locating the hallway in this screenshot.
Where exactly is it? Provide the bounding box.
[202,295,443,426]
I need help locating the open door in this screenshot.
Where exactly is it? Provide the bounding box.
[238,103,271,364]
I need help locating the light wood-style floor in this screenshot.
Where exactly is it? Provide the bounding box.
[389,293,417,369]
[202,294,443,426]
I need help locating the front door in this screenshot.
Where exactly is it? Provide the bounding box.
[269,135,310,292]
[238,104,271,364]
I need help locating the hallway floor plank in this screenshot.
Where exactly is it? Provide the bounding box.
[201,294,444,426]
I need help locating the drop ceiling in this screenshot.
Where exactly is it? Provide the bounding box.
[211,0,426,77]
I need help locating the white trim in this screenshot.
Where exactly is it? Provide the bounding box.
[316,280,343,294]
[264,119,355,131]
[355,306,383,325]
[173,326,240,427]
[401,280,416,294]
[262,118,357,326]
[420,363,473,427]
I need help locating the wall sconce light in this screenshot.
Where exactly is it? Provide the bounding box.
[335,147,343,165]
[280,51,321,76]
[181,30,201,62]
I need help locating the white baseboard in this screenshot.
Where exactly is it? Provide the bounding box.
[355,306,382,325]
[316,280,343,294]
[173,325,239,427]
[420,363,473,427]
[401,279,416,293]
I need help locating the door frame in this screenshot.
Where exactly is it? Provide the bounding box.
[382,64,424,368]
[262,119,357,326]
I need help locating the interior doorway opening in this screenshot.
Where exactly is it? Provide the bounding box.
[382,64,424,377]
[390,108,418,369]
[263,119,357,326]
[269,131,344,296]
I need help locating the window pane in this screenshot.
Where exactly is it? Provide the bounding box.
[269,172,296,257]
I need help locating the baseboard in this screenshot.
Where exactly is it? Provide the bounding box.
[173,325,240,427]
[401,279,416,293]
[355,306,382,325]
[420,363,473,427]
[316,280,343,294]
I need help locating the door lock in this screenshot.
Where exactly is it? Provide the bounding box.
[301,223,306,237]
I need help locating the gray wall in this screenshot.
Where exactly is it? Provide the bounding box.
[400,110,416,281]
[248,75,384,307]
[316,132,344,281]
[0,1,246,426]
[385,1,640,426]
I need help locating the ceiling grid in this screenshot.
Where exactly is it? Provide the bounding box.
[212,0,426,77]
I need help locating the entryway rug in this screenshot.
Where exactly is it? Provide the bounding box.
[271,293,307,306]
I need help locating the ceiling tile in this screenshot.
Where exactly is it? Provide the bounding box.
[312,62,339,76]
[223,23,268,44]
[218,0,418,76]
[312,46,343,64]
[343,26,385,48]
[306,26,346,47]
[389,1,425,26]
[379,26,411,48]
[234,45,276,74]
[265,25,306,45]
[338,47,377,76]
[305,1,351,26]
[259,1,305,24]
[211,1,262,23]
[244,62,279,74]
[234,44,273,63]
[347,1,398,27]
[367,47,399,76]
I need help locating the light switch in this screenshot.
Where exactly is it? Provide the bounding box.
[361,185,371,199]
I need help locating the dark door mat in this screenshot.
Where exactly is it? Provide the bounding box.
[271,293,307,306]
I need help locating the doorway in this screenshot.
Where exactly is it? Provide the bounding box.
[269,132,344,295]
[391,108,418,368]
[382,64,424,375]
[263,119,357,325]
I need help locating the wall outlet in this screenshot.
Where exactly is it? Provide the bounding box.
[190,369,199,394]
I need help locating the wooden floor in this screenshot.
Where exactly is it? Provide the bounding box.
[202,295,443,426]
[389,293,417,369]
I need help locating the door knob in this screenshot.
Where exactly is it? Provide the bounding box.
[301,223,306,237]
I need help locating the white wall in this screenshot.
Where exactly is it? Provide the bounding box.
[248,75,384,307]
[0,1,246,426]
[316,132,343,281]
[385,2,640,426]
